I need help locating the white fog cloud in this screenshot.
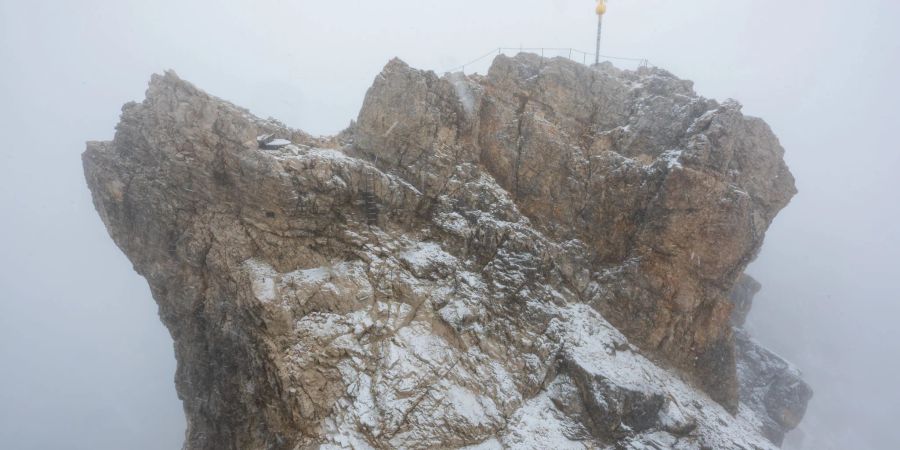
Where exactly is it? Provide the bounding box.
[1,1,897,449]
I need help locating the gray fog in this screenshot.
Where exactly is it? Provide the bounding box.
[1,0,897,449]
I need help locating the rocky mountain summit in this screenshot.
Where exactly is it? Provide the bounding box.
[83,53,811,449]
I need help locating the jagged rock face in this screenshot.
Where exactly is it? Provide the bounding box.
[354,54,796,410]
[735,330,813,446]
[728,276,813,446]
[84,55,808,450]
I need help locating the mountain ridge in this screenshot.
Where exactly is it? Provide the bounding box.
[83,53,810,449]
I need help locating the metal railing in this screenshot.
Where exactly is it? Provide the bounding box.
[442,47,649,74]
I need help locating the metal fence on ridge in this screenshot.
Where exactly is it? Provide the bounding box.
[442,47,650,74]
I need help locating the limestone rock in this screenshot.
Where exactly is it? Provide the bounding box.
[730,276,813,446]
[735,330,813,446]
[83,55,809,449]
[355,54,796,410]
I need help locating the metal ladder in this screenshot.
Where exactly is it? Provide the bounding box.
[362,172,379,226]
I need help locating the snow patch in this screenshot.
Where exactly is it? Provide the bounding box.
[445,384,499,426]
[500,392,588,449]
[659,149,684,169]
[306,147,355,162]
[461,438,502,450]
[243,259,278,303]
[399,242,457,275]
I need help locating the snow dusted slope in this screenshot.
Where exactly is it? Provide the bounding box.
[83,54,808,449]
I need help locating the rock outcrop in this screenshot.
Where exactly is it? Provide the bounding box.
[83,53,810,449]
[730,276,812,446]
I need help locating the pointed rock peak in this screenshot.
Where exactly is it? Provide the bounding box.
[383,57,412,72]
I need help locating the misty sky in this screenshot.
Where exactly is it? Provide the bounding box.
[1,1,898,449]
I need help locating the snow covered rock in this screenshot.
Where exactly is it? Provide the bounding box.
[83,55,809,450]
[735,329,813,446]
[354,54,798,411]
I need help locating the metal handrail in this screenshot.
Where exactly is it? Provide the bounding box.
[443,47,649,74]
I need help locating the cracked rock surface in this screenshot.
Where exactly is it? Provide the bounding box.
[83,54,810,449]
